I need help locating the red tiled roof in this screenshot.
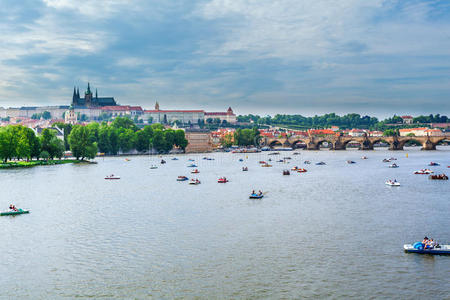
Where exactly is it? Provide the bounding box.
[401,115,413,119]
[101,106,130,111]
[308,129,335,135]
[101,105,143,111]
[205,112,228,116]
[128,106,143,111]
[144,110,205,113]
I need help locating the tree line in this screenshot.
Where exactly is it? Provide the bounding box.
[0,125,64,162]
[237,113,448,130]
[0,117,188,162]
[56,117,188,157]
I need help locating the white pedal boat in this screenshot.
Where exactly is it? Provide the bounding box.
[404,244,450,255]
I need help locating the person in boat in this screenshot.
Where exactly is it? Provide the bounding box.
[252,190,255,195]
[424,238,433,249]
[258,190,262,196]
[429,238,436,249]
[9,204,18,211]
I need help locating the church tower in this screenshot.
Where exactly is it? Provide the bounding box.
[155,101,160,110]
[85,82,93,106]
[72,87,77,105]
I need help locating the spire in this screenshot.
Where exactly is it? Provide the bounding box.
[95,88,98,99]
[76,87,80,98]
[72,86,76,102]
[155,101,160,110]
[86,82,92,95]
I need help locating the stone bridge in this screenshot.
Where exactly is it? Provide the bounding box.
[261,134,450,150]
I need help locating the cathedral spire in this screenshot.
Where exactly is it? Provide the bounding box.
[86,82,92,95]
[72,86,76,101]
[95,88,98,99]
[155,101,160,110]
[76,87,80,98]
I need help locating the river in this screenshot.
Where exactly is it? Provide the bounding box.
[1,147,449,298]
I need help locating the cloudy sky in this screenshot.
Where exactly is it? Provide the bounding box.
[0,0,449,117]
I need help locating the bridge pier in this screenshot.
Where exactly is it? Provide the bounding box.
[388,139,404,150]
[333,140,345,150]
[306,142,319,150]
[421,139,436,150]
[360,139,374,150]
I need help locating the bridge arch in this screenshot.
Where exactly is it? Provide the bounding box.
[268,140,284,148]
[290,139,308,149]
[315,138,334,149]
[342,139,363,149]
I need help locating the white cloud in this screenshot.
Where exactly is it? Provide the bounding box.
[196,0,450,59]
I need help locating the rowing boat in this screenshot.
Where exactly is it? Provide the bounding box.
[1,209,30,216]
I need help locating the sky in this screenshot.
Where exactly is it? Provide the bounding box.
[0,0,449,118]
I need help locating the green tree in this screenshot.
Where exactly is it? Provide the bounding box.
[68,125,98,160]
[42,111,51,120]
[163,129,176,152]
[112,117,138,131]
[150,129,165,151]
[40,151,50,161]
[98,125,111,154]
[383,129,397,137]
[40,128,63,159]
[174,130,188,150]
[135,125,154,152]
[108,128,119,155]
[118,128,136,153]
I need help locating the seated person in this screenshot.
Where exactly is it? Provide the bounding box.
[429,239,436,249]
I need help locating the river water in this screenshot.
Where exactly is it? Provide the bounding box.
[1,147,449,299]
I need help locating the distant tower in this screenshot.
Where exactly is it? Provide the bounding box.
[76,87,80,98]
[95,88,98,99]
[155,101,160,110]
[72,87,77,105]
[65,105,77,125]
[227,107,233,115]
[85,82,93,106]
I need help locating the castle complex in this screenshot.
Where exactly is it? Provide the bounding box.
[72,83,116,108]
[0,83,237,125]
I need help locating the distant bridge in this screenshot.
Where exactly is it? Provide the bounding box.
[261,134,450,150]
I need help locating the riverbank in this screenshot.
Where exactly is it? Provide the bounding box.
[0,159,96,169]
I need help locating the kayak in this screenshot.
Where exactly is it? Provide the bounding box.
[177,176,188,181]
[105,176,120,180]
[218,179,229,183]
[249,194,264,199]
[404,244,450,255]
[1,209,30,216]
